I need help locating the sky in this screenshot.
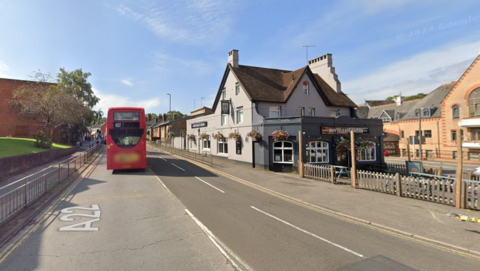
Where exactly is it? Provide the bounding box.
[1,0,480,115]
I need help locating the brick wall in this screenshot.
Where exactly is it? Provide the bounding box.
[0,78,61,141]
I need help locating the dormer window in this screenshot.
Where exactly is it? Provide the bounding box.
[414,110,419,118]
[303,81,309,95]
[422,108,431,117]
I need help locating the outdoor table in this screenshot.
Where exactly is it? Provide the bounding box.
[332,165,350,178]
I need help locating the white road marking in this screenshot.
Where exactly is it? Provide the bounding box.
[251,206,364,258]
[147,167,172,194]
[195,176,225,193]
[185,209,252,271]
[156,175,172,194]
[158,156,167,161]
[171,163,185,171]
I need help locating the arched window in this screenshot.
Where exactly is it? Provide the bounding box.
[469,88,480,117]
[357,141,376,161]
[452,105,460,119]
[273,141,293,163]
[306,141,329,163]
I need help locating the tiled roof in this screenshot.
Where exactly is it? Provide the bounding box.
[359,82,455,121]
[213,64,357,109]
[365,100,395,108]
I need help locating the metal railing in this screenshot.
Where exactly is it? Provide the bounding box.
[148,142,213,166]
[0,144,101,224]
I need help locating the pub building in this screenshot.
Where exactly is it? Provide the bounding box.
[186,50,384,172]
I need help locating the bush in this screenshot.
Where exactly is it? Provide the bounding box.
[32,131,52,149]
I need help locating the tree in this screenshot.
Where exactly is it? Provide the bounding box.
[167,110,187,119]
[56,68,99,108]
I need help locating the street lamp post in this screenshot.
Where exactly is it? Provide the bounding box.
[416,108,423,161]
[167,93,171,114]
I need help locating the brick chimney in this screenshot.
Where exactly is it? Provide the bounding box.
[228,49,239,68]
[173,113,177,120]
[308,54,342,93]
[147,114,151,121]
[163,113,167,122]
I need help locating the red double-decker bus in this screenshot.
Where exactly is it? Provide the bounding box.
[106,107,147,170]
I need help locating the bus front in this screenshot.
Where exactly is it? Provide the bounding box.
[106,108,147,170]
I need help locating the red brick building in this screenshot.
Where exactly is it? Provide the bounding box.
[0,78,60,141]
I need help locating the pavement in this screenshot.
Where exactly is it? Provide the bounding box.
[2,143,480,267]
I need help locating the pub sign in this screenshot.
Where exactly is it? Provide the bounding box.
[321,127,369,134]
[221,101,230,114]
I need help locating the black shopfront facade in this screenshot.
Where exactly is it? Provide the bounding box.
[253,116,384,172]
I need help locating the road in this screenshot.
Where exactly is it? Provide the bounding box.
[1,147,480,270]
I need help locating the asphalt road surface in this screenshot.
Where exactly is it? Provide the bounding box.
[1,148,480,270]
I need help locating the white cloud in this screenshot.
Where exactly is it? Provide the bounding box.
[0,60,9,71]
[153,52,213,75]
[121,79,134,86]
[111,0,238,45]
[92,88,161,112]
[343,38,480,103]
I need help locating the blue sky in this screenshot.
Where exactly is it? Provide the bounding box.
[1,0,480,116]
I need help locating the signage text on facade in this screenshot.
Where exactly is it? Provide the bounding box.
[321,127,369,134]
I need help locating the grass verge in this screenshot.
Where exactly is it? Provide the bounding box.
[0,137,71,158]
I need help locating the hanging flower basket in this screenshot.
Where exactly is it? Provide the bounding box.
[187,134,196,141]
[272,130,289,141]
[246,130,262,141]
[228,131,241,141]
[213,132,225,140]
[357,141,375,150]
[336,139,351,152]
[199,133,209,140]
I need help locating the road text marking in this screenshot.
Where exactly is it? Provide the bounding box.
[251,206,364,258]
[171,163,185,171]
[195,176,225,193]
[59,205,101,232]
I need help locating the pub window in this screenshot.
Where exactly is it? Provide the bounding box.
[306,141,329,163]
[273,141,293,163]
[309,108,315,116]
[235,83,240,95]
[468,152,479,161]
[236,107,244,123]
[221,114,228,126]
[452,105,460,119]
[451,130,456,141]
[203,137,211,150]
[357,141,376,161]
[424,130,432,138]
[222,89,226,100]
[218,139,228,154]
[471,128,480,141]
[426,150,433,158]
[401,131,405,138]
[298,107,305,116]
[269,106,282,117]
[453,151,458,160]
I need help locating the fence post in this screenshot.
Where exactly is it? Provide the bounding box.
[455,128,463,209]
[44,173,47,193]
[298,131,304,178]
[350,130,357,188]
[330,166,335,184]
[395,173,402,197]
[24,178,28,208]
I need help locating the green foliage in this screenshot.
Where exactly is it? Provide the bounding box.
[0,137,70,158]
[56,68,99,108]
[167,110,187,119]
[32,131,52,149]
[386,93,427,101]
